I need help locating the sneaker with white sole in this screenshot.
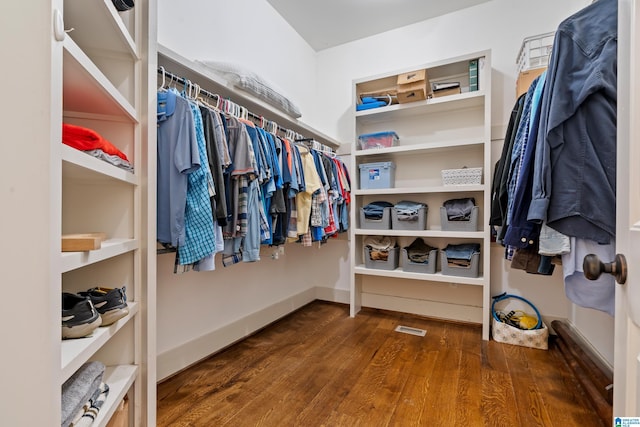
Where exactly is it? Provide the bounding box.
[79,286,129,326]
[62,293,102,339]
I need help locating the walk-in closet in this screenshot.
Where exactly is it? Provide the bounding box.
[3,0,639,425]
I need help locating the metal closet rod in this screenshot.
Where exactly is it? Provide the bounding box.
[157,66,315,143]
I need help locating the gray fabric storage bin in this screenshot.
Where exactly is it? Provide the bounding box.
[440,250,480,278]
[440,206,479,231]
[401,248,438,274]
[392,206,427,230]
[360,207,391,230]
[364,246,399,271]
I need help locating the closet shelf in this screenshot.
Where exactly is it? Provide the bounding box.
[63,37,138,122]
[354,265,485,286]
[354,229,485,238]
[61,238,138,273]
[157,44,341,149]
[93,365,138,427]
[354,185,485,196]
[62,145,139,186]
[355,91,485,124]
[63,0,138,59]
[354,138,484,158]
[61,301,140,382]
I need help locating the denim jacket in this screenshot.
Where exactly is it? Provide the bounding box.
[527,0,617,244]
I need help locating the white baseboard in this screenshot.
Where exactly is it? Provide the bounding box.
[315,286,350,304]
[156,287,316,382]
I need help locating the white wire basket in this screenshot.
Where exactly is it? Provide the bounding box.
[517,32,555,73]
[441,167,482,186]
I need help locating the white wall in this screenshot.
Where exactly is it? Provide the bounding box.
[157,0,322,130]
[156,0,615,378]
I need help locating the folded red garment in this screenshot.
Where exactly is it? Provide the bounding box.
[62,123,129,162]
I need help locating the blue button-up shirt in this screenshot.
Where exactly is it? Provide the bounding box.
[527,0,617,244]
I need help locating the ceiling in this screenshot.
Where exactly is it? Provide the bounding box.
[266,0,493,51]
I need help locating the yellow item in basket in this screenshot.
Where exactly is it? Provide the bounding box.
[512,310,539,330]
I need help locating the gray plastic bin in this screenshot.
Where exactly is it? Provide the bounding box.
[402,248,438,274]
[392,206,427,230]
[364,246,399,271]
[440,250,480,278]
[440,206,479,231]
[360,207,391,230]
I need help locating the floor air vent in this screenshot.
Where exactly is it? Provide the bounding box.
[394,325,427,337]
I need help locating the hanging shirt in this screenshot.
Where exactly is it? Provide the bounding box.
[295,146,322,236]
[528,0,617,244]
[156,89,200,247]
[179,100,217,265]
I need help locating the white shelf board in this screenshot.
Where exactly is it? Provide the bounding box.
[61,302,140,382]
[354,185,485,196]
[354,138,484,158]
[355,91,485,124]
[63,37,138,122]
[354,228,485,239]
[157,44,341,149]
[94,365,138,427]
[63,0,137,59]
[62,145,139,185]
[61,239,138,273]
[354,265,485,286]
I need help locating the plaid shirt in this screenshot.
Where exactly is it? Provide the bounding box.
[179,102,216,265]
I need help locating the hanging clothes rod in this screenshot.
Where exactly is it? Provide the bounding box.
[157,66,334,153]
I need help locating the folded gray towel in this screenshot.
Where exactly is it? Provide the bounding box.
[61,361,105,427]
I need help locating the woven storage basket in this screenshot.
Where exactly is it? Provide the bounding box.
[491,293,548,350]
[441,167,482,186]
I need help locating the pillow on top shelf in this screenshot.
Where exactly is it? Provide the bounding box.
[195,60,302,119]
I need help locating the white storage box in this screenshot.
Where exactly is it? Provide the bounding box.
[359,161,395,190]
[517,32,555,73]
[359,207,391,230]
[364,246,399,271]
[392,206,427,230]
[441,167,482,186]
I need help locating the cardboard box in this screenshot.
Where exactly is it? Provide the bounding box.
[397,81,428,103]
[397,69,426,85]
[516,67,546,98]
[106,397,129,427]
[432,87,461,98]
[397,69,430,104]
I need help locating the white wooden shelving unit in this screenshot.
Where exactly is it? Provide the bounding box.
[48,0,155,425]
[350,50,492,340]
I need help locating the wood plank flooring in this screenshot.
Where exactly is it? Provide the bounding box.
[157,301,603,427]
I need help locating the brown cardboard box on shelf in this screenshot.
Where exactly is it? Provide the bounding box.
[397,69,426,85]
[397,80,428,103]
[432,87,462,98]
[396,69,430,104]
[106,397,129,427]
[516,67,546,97]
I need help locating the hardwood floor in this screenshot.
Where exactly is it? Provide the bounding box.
[157,301,603,426]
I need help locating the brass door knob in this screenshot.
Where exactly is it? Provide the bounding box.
[583,253,628,285]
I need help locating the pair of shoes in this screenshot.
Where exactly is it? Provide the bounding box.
[62,293,102,339]
[79,286,129,326]
[61,286,129,339]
